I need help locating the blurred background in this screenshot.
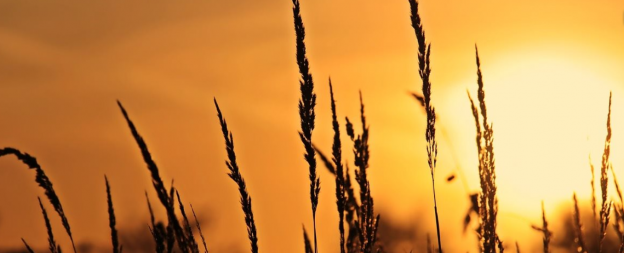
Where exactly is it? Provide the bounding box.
[0,0,624,252]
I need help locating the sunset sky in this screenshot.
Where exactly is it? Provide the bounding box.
[1,0,624,252]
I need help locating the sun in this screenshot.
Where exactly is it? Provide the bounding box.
[445,49,624,224]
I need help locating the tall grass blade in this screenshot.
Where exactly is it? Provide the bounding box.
[531,201,551,253]
[328,80,347,253]
[105,176,121,253]
[117,101,190,252]
[0,148,76,253]
[346,92,379,253]
[610,165,624,246]
[343,165,361,252]
[190,204,209,253]
[214,98,259,253]
[468,45,500,253]
[146,192,165,253]
[407,1,442,251]
[176,191,199,253]
[572,193,588,253]
[292,0,320,251]
[38,197,60,253]
[599,92,613,252]
[304,226,314,253]
[22,239,35,253]
[313,144,336,175]
[590,155,598,221]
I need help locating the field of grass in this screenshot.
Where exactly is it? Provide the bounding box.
[1,0,623,253]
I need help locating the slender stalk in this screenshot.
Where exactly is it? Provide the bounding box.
[329,80,347,253]
[22,239,35,253]
[539,201,551,253]
[407,0,441,252]
[431,177,441,252]
[346,92,379,253]
[191,204,209,253]
[291,0,320,251]
[303,226,314,253]
[610,165,624,248]
[215,98,259,253]
[468,46,500,253]
[39,197,60,253]
[176,191,199,253]
[599,92,613,253]
[590,155,598,220]
[146,192,165,253]
[105,176,121,253]
[117,101,189,252]
[572,193,588,253]
[0,148,77,253]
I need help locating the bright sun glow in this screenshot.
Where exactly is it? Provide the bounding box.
[450,51,624,219]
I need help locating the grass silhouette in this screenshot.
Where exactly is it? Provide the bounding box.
[105,176,121,253]
[214,98,258,253]
[407,0,442,251]
[1,0,622,253]
[292,0,321,252]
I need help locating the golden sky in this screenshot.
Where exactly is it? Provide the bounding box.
[0,0,624,252]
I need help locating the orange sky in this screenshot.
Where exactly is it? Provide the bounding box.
[1,0,624,252]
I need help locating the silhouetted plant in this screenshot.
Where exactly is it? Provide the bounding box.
[327,79,347,253]
[292,0,320,252]
[407,0,443,252]
[39,197,61,253]
[4,2,623,253]
[599,93,613,252]
[105,176,122,253]
[21,239,35,253]
[190,204,209,253]
[572,193,588,253]
[214,98,259,253]
[468,46,502,253]
[118,101,196,253]
[0,148,77,253]
[531,201,552,253]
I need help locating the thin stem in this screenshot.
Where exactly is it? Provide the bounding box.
[431,175,443,253]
